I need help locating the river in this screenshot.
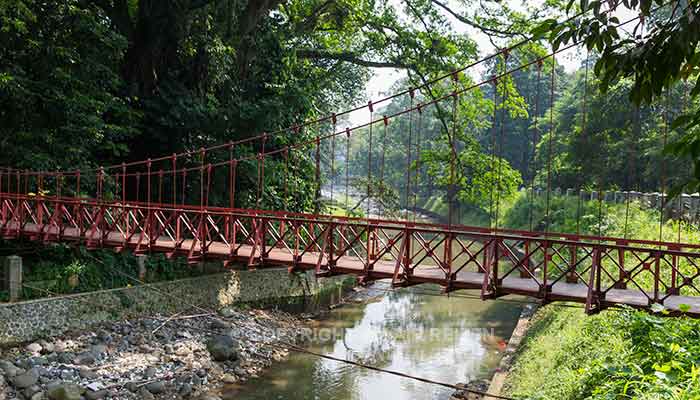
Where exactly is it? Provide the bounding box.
[225,282,523,399]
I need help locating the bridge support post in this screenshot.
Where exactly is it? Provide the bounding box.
[136,255,148,281]
[3,255,22,302]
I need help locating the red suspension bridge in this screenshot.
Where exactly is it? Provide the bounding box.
[2,8,700,317]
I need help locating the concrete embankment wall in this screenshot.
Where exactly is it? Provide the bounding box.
[0,268,353,345]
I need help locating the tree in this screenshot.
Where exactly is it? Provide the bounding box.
[1,0,545,213]
[536,0,700,194]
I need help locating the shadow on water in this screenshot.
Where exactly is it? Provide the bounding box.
[225,281,523,400]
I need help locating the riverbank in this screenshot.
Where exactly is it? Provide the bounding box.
[0,266,356,399]
[0,307,307,400]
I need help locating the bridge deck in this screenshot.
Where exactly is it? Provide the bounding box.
[16,223,700,315]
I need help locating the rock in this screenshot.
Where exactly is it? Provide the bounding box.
[221,374,236,384]
[24,384,41,398]
[26,343,43,354]
[11,369,39,389]
[53,342,67,353]
[145,380,165,394]
[85,382,103,392]
[47,383,83,400]
[79,367,98,380]
[90,345,108,357]
[31,391,45,400]
[0,359,14,371]
[59,370,75,380]
[85,389,107,400]
[73,353,95,366]
[96,330,112,344]
[175,347,190,357]
[56,353,74,365]
[206,335,239,362]
[0,361,21,378]
[143,367,157,379]
[218,307,236,318]
[210,319,231,330]
[29,357,48,367]
[196,395,222,400]
[38,340,54,354]
[125,382,138,392]
[179,383,193,397]
[138,387,155,400]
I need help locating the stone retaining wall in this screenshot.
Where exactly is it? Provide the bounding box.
[0,268,353,345]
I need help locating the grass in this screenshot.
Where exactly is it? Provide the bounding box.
[504,306,700,400]
[501,193,700,400]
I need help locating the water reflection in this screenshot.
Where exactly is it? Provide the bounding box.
[229,282,522,400]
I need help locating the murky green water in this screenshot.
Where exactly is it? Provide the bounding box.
[227,282,523,400]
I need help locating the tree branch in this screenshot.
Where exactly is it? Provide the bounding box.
[429,0,525,39]
[297,49,412,69]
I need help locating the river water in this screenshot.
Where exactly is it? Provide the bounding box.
[227,282,523,400]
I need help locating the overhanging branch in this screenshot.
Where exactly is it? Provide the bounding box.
[430,0,525,39]
[297,49,412,69]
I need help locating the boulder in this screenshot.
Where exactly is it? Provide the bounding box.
[11,369,39,389]
[206,335,239,362]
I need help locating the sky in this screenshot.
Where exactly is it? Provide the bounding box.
[346,0,638,127]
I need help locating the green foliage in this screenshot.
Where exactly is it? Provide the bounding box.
[503,189,700,400]
[9,242,204,299]
[505,305,700,400]
[2,0,529,214]
[540,0,700,194]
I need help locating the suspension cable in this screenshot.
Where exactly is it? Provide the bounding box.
[577,52,590,236]
[449,81,459,227]
[659,89,670,243]
[414,103,424,222]
[331,113,337,205]
[405,89,415,221]
[529,61,543,232]
[489,77,499,230]
[367,101,374,218]
[345,127,351,213]
[544,54,556,235]
[379,115,389,218]
[495,53,510,231]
